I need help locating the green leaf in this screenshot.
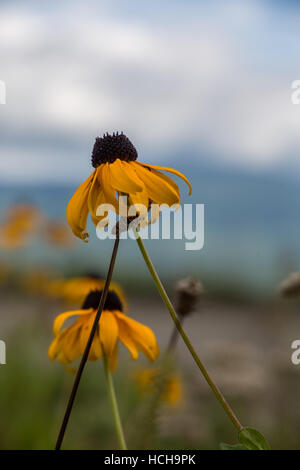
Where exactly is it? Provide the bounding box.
[238,427,270,450]
[220,443,248,450]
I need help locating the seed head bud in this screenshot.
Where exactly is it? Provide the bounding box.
[280,272,300,298]
[175,277,204,317]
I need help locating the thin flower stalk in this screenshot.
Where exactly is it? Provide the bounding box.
[55,236,120,450]
[103,352,127,450]
[135,233,243,432]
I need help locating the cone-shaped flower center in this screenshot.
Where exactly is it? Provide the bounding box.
[81,289,124,312]
[91,132,138,167]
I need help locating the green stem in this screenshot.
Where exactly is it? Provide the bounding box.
[55,236,120,450]
[135,234,243,432]
[103,353,127,450]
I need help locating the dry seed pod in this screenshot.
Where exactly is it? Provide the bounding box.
[175,277,204,316]
[280,272,300,298]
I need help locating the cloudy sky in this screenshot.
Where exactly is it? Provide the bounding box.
[1,0,300,182]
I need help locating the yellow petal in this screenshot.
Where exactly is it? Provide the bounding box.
[137,162,192,195]
[99,310,119,357]
[149,203,161,224]
[77,315,103,361]
[61,325,82,362]
[88,168,106,225]
[53,309,93,336]
[116,316,139,360]
[48,324,79,362]
[48,335,60,360]
[116,312,159,362]
[57,350,69,365]
[99,164,119,211]
[89,328,103,361]
[108,159,143,194]
[128,182,150,219]
[132,163,179,206]
[79,315,94,359]
[108,344,118,372]
[66,171,95,241]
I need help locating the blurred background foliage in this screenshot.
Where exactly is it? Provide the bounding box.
[1,0,300,450]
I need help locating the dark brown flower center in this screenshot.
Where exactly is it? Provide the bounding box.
[91,132,138,167]
[81,289,123,312]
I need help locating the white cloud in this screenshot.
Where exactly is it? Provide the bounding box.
[0,9,43,50]
[0,1,300,181]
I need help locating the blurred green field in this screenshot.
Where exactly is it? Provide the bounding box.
[1,283,300,450]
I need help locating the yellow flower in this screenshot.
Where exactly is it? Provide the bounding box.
[0,203,41,249]
[0,223,25,249]
[135,367,183,406]
[46,273,125,308]
[45,220,76,248]
[48,289,159,371]
[66,132,192,241]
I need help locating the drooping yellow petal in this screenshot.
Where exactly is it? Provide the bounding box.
[48,325,79,362]
[99,310,119,357]
[144,166,180,198]
[128,181,150,221]
[132,163,179,206]
[79,316,90,353]
[108,159,143,194]
[129,188,149,210]
[53,308,94,336]
[116,312,159,362]
[66,171,95,241]
[99,164,119,212]
[116,316,139,360]
[88,168,106,225]
[48,335,60,360]
[77,315,101,361]
[149,203,161,225]
[137,162,192,195]
[57,350,70,365]
[89,327,103,361]
[60,324,82,362]
[108,344,118,372]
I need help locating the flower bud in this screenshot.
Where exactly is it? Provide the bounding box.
[280,272,300,298]
[175,277,204,316]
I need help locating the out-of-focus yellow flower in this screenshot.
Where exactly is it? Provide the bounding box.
[0,223,25,249]
[45,274,125,308]
[0,203,42,249]
[21,268,54,295]
[48,289,159,372]
[66,132,192,241]
[45,220,76,248]
[134,367,183,406]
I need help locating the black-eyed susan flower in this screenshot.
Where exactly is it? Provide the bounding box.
[49,289,159,371]
[66,132,192,241]
[45,220,76,248]
[46,273,125,307]
[0,203,42,249]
